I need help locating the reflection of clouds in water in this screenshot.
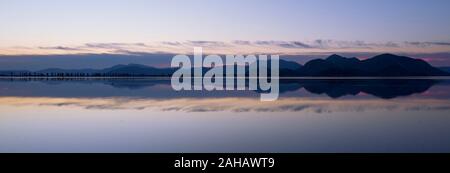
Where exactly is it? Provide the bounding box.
[1,97,450,113]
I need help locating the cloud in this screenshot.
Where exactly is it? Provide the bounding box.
[232,40,251,45]
[429,42,450,46]
[84,43,148,49]
[34,40,450,56]
[36,43,152,54]
[279,41,314,48]
[311,40,372,49]
[186,40,228,47]
[405,41,450,47]
[38,46,84,51]
[291,41,314,48]
[252,40,315,49]
[2,40,450,58]
[230,40,408,50]
[161,41,182,46]
[384,42,400,48]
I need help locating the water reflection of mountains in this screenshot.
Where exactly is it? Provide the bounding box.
[0,78,448,99]
[278,79,441,99]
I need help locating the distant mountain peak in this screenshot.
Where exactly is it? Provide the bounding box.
[370,53,411,61]
[327,54,346,59]
[127,63,148,67]
[325,54,360,63]
[376,53,397,57]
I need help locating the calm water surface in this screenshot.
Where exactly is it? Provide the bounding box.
[0,78,449,152]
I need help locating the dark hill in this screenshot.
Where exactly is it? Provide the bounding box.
[297,53,448,76]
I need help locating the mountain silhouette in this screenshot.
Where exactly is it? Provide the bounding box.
[298,54,363,76]
[0,53,448,77]
[99,64,175,76]
[37,68,98,74]
[296,54,448,76]
[7,64,175,77]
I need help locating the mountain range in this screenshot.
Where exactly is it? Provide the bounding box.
[288,53,448,76]
[0,53,448,77]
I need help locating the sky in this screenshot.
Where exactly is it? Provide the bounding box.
[0,0,450,67]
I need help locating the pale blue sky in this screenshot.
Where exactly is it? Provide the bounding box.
[1,0,450,47]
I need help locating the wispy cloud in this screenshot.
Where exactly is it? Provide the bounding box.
[84,43,148,49]
[186,41,229,47]
[232,40,251,45]
[38,46,84,51]
[405,41,450,47]
[252,41,315,49]
[161,41,182,46]
[2,40,450,56]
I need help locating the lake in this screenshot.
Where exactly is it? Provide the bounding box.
[0,77,449,152]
